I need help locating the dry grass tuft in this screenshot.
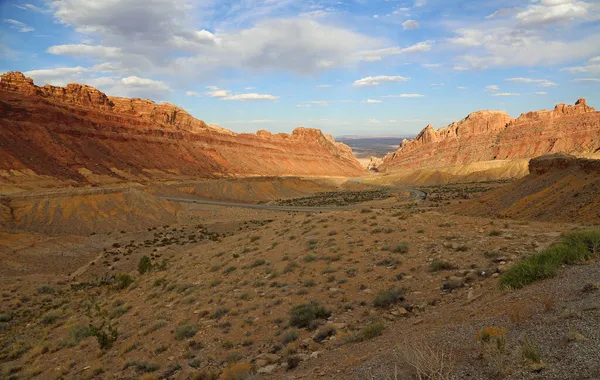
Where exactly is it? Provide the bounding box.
[397,338,454,380]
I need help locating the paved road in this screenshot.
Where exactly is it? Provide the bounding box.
[161,178,426,212]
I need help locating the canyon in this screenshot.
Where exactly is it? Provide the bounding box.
[0,72,364,193]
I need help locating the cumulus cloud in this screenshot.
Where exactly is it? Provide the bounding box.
[23,66,88,85]
[381,94,425,98]
[561,62,600,74]
[357,41,433,62]
[363,99,383,103]
[505,77,558,87]
[492,92,520,96]
[367,119,381,124]
[185,91,200,96]
[205,89,231,98]
[485,8,518,19]
[516,0,591,26]
[353,75,410,87]
[535,92,548,95]
[486,85,500,91]
[422,63,441,68]
[316,84,332,88]
[3,18,34,32]
[402,20,420,30]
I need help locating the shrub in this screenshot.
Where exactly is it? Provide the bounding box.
[373,287,406,308]
[304,254,317,263]
[313,325,336,343]
[489,230,503,237]
[501,230,600,289]
[359,321,385,340]
[69,324,92,344]
[223,266,237,274]
[114,273,134,290]
[289,301,331,328]
[174,324,198,340]
[392,243,409,254]
[282,329,300,344]
[520,337,542,363]
[40,310,62,325]
[429,259,456,272]
[37,284,55,294]
[138,256,152,274]
[123,360,160,373]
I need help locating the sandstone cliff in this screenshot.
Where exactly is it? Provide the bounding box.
[377,99,599,172]
[0,72,364,190]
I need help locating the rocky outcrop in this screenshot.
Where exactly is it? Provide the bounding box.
[457,154,600,222]
[377,99,599,172]
[0,72,364,190]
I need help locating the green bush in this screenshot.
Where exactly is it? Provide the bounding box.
[69,324,92,344]
[313,325,336,343]
[373,287,406,308]
[114,273,134,290]
[37,284,55,294]
[501,230,600,289]
[138,256,152,274]
[429,259,456,272]
[289,301,331,328]
[392,243,409,254]
[282,329,300,344]
[174,324,198,340]
[40,309,62,325]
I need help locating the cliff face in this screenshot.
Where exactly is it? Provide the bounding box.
[0,72,364,189]
[378,99,600,172]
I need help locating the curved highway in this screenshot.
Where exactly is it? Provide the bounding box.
[160,178,426,212]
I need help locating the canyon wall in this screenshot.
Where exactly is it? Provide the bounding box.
[0,72,364,191]
[377,99,600,172]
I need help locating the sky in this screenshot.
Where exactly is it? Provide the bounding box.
[1,0,600,136]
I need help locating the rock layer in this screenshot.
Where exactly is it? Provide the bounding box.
[0,72,364,190]
[378,99,600,172]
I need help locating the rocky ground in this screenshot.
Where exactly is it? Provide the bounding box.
[0,183,598,380]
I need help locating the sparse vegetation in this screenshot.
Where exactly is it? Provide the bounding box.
[174,324,198,340]
[429,259,457,272]
[373,287,406,308]
[289,301,331,328]
[501,230,600,289]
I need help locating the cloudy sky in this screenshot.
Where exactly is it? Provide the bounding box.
[1,0,599,135]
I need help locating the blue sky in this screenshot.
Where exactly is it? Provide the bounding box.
[1,0,599,136]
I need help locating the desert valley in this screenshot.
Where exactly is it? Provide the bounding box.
[0,70,599,380]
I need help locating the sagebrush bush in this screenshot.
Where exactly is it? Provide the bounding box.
[289,301,331,328]
[174,324,198,340]
[373,287,406,308]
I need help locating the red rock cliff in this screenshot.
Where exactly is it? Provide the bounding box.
[0,72,364,187]
[378,99,599,172]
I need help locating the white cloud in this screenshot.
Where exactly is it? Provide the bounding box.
[571,78,600,82]
[589,56,600,63]
[316,84,332,88]
[3,18,34,32]
[535,92,548,95]
[47,44,123,58]
[353,75,410,87]
[561,63,600,74]
[516,0,591,26]
[402,20,420,30]
[367,119,381,124]
[357,41,433,62]
[13,3,46,12]
[492,92,520,96]
[456,86,468,90]
[422,63,441,68]
[221,93,279,101]
[381,94,425,98]
[205,89,231,98]
[505,77,558,87]
[23,66,88,85]
[486,85,500,91]
[414,0,426,8]
[448,28,600,69]
[363,99,382,103]
[186,91,200,96]
[120,76,170,96]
